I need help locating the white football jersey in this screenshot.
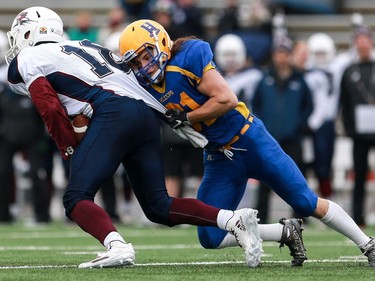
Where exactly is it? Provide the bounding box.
[8,40,165,117]
[304,68,331,130]
[224,67,263,106]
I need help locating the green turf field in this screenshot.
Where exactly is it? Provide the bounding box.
[0,221,373,281]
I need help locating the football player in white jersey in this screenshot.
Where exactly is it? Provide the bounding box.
[214,34,263,108]
[293,38,334,199]
[305,32,356,200]
[6,6,263,268]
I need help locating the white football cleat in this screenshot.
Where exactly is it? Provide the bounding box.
[225,208,263,268]
[78,241,135,269]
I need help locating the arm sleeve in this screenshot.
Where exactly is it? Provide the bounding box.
[29,76,79,157]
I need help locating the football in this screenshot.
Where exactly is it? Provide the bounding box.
[72,114,90,141]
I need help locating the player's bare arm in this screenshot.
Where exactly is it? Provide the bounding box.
[189,69,238,124]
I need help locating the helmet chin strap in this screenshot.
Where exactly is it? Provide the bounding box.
[151,30,166,79]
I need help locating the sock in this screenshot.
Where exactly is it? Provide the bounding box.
[70,200,117,245]
[258,223,284,241]
[218,223,284,248]
[169,198,219,226]
[321,200,370,247]
[217,210,234,230]
[103,231,126,248]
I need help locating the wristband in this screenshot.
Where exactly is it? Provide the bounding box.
[73,125,88,133]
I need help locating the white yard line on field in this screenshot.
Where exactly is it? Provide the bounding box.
[0,241,357,251]
[0,259,368,270]
[0,230,190,239]
[0,244,202,251]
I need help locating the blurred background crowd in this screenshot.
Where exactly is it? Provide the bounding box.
[0,0,375,228]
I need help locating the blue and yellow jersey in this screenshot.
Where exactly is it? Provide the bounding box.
[147,39,250,149]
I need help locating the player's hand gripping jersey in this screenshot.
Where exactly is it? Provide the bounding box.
[145,39,251,150]
[7,40,159,157]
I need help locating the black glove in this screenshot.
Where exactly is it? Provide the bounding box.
[165,109,191,129]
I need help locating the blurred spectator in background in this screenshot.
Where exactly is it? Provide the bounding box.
[214,33,263,108]
[216,0,272,66]
[99,171,134,224]
[244,0,273,34]
[99,176,122,223]
[268,0,342,14]
[252,36,313,223]
[219,0,272,35]
[0,30,13,223]
[331,14,371,137]
[0,31,51,223]
[293,38,334,199]
[149,0,188,40]
[116,170,136,224]
[103,31,123,54]
[98,7,128,46]
[217,0,242,34]
[174,0,205,38]
[119,0,151,21]
[67,10,99,42]
[307,33,346,199]
[42,136,70,214]
[159,126,204,198]
[340,25,375,228]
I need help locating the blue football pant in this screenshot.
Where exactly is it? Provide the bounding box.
[63,96,173,224]
[197,116,318,248]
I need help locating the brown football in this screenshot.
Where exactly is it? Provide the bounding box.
[72,114,90,141]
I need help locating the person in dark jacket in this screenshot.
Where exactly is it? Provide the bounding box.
[0,65,51,223]
[340,25,375,228]
[252,36,313,223]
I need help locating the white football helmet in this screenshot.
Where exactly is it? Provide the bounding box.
[103,31,121,56]
[214,34,247,73]
[307,33,336,69]
[5,6,64,65]
[0,30,8,65]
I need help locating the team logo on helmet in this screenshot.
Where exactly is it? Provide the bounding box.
[140,22,160,38]
[15,12,35,26]
[16,12,29,22]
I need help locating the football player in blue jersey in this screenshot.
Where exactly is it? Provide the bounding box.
[119,19,375,267]
[5,7,263,269]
